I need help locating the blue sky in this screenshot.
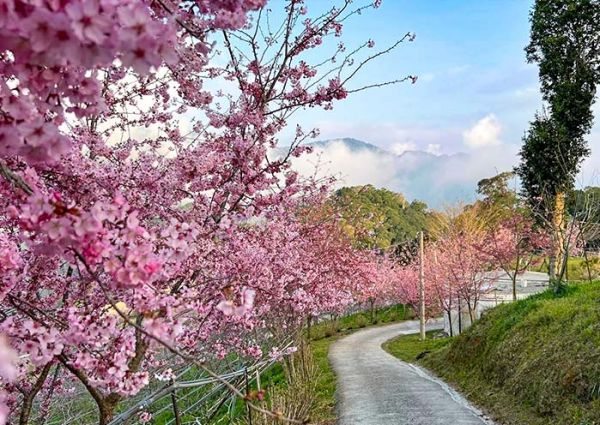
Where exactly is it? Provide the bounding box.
[283,0,547,154]
[271,0,600,203]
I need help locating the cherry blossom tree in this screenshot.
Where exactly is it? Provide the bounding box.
[392,261,420,313]
[0,0,414,423]
[427,208,496,330]
[0,0,270,166]
[438,234,492,326]
[353,253,400,322]
[480,213,549,300]
[427,244,459,335]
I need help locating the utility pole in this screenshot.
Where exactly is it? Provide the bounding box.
[419,231,425,341]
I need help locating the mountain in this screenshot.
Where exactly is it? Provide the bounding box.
[307,138,387,154]
[275,138,510,209]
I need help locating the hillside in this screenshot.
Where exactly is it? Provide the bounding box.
[331,185,435,250]
[421,282,600,425]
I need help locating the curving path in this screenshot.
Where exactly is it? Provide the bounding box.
[329,320,494,425]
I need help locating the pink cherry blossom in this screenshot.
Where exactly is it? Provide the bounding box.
[0,0,412,422]
[0,335,17,383]
[139,411,152,423]
[65,0,110,44]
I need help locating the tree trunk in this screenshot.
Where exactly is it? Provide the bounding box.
[584,249,593,283]
[551,191,566,281]
[19,363,52,425]
[558,250,570,284]
[447,310,453,337]
[511,274,518,301]
[99,403,116,425]
[96,393,122,425]
[467,301,475,324]
[59,354,118,425]
[170,384,182,425]
[457,302,462,335]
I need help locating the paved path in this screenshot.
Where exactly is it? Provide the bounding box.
[329,320,493,425]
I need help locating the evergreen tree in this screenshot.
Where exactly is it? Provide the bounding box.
[517,0,600,278]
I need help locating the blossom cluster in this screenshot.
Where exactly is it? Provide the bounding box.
[10,190,162,288]
[0,0,174,163]
[0,0,266,164]
[0,0,407,422]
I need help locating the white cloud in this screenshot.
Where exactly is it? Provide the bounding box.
[285,141,397,189]
[391,142,416,155]
[436,145,519,186]
[297,120,464,153]
[281,139,520,208]
[426,144,442,156]
[463,114,502,148]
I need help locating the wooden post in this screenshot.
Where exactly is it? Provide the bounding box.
[458,301,462,335]
[170,379,181,425]
[419,231,426,341]
[245,367,252,425]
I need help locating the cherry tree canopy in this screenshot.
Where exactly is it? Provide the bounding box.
[0,0,414,423]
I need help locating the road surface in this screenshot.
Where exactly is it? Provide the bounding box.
[329,320,493,425]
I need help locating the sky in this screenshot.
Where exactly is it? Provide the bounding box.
[276,0,600,198]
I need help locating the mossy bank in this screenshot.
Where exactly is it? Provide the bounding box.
[418,282,600,425]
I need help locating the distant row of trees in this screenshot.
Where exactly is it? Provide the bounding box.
[330,180,550,335]
[327,0,600,339]
[332,166,600,334]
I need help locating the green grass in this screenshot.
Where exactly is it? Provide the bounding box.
[308,304,414,341]
[531,255,600,282]
[383,330,452,363]
[406,282,600,425]
[309,336,341,424]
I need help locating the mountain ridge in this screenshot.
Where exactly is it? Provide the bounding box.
[275,137,508,208]
[302,137,466,160]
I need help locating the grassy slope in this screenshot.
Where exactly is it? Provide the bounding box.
[409,282,600,425]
